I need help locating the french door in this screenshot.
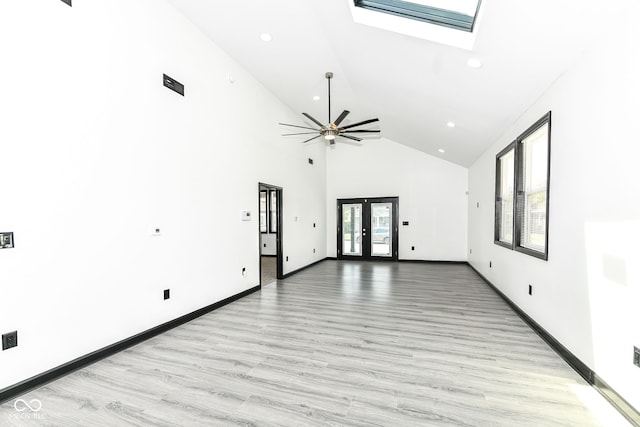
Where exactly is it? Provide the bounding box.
[337,197,398,261]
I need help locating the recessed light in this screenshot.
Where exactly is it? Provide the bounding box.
[467,58,482,69]
[313,95,320,101]
[438,149,445,153]
[447,122,456,128]
[260,33,272,42]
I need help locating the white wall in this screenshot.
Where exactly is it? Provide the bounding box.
[327,138,468,260]
[468,5,640,410]
[260,233,277,256]
[0,0,326,390]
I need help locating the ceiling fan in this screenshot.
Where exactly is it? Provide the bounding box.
[279,72,380,145]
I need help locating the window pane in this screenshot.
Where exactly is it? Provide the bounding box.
[354,0,480,32]
[497,148,515,244]
[411,0,479,17]
[269,191,277,233]
[520,123,549,252]
[259,191,268,233]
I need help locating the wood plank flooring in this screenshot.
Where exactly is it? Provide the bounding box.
[261,256,277,286]
[0,261,630,426]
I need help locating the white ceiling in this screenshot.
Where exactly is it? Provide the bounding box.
[166,0,610,167]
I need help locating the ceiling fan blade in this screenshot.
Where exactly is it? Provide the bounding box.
[339,134,362,142]
[282,132,320,136]
[340,118,379,130]
[302,135,322,144]
[302,113,325,128]
[333,110,350,126]
[279,123,320,131]
[343,129,381,133]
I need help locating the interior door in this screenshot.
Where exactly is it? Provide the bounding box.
[337,197,398,261]
[259,183,283,285]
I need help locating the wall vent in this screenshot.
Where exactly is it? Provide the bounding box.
[163,74,184,96]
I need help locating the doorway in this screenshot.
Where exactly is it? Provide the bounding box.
[337,197,399,261]
[259,183,283,285]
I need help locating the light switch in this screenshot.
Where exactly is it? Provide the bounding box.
[0,232,14,249]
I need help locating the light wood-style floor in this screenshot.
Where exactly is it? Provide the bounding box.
[0,261,630,426]
[261,256,277,286]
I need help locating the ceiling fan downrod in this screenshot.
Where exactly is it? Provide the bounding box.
[326,71,333,124]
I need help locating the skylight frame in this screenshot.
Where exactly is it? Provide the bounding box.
[353,0,482,33]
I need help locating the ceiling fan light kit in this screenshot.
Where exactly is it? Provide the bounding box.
[279,72,380,145]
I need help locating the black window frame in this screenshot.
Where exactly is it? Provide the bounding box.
[494,141,516,249]
[494,111,551,261]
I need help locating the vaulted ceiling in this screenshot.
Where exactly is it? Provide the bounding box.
[167,0,611,167]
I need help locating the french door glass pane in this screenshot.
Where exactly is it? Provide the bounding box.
[342,204,362,256]
[521,123,548,252]
[371,202,392,257]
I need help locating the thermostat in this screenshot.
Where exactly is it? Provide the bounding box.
[241,211,251,221]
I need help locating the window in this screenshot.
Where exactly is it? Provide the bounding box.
[495,112,551,260]
[495,142,515,247]
[259,191,268,233]
[260,190,278,234]
[516,115,550,257]
[353,0,482,32]
[269,190,278,233]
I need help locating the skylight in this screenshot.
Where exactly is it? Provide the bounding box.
[348,0,484,49]
[354,0,481,32]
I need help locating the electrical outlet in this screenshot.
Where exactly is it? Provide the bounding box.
[489,261,492,268]
[164,289,170,300]
[411,246,415,251]
[2,331,18,351]
[286,256,289,262]
[313,248,316,253]
[529,285,533,295]
[634,347,640,368]
[242,267,247,277]
[470,249,472,254]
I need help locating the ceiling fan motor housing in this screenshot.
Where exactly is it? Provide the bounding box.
[323,127,338,140]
